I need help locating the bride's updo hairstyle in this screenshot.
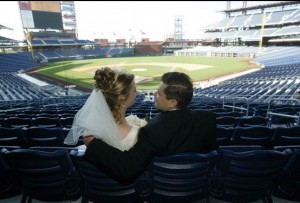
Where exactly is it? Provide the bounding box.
[94,67,134,124]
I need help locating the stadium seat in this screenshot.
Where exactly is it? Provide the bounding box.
[271,125,300,146]
[273,147,300,202]
[70,149,142,203]
[0,127,28,147]
[219,145,264,152]
[268,114,296,127]
[219,111,244,117]
[149,150,218,203]
[60,117,74,128]
[231,126,274,149]
[0,147,21,200]
[22,127,65,147]
[216,126,235,146]
[238,116,270,127]
[1,148,81,203]
[208,149,292,203]
[216,116,239,128]
[4,117,32,128]
[31,116,61,128]
[0,118,7,127]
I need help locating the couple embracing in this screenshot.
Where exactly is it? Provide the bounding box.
[64,67,218,183]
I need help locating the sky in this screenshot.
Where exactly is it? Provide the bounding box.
[0,1,280,42]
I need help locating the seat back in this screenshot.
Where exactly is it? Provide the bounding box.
[238,116,269,127]
[216,116,239,128]
[0,118,7,127]
[31,116,61,128]
[273,148,300,201]
[22,127,65,147]
[219,145,264,152]
[0,150,21,199]
[0,127,28,147]
[1,148,81,203]
[5,117,32,128]
[273,145,300,151]
[232,126,274,149]
[70,149,139,203]
[269,107,296,127]
[271,126,300,146]
[218,111,244,118]
[59,117,74,128]
[216,126,235,146]
[150,150,218,203]
[208,149,292,203]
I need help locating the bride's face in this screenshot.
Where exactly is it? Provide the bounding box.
[124,80,137,108]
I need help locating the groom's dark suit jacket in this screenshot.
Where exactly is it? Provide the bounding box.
[84,108,218,183]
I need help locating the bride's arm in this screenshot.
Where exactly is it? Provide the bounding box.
[84,127,155,183]
[83,135,95,146]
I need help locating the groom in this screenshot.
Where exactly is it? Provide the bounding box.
[84,71,218,183]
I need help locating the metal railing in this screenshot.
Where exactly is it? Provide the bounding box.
[222,96,250,117]
[266,98,300,126]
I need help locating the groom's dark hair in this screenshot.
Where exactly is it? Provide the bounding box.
[162,72,193,109]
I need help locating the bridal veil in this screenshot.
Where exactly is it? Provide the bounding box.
[64,89,122,150]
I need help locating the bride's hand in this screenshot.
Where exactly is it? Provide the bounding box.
[84,135,95,146]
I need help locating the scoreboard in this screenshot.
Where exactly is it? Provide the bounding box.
[19,1,77,32]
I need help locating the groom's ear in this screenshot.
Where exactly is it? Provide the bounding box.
[168,98,178,108]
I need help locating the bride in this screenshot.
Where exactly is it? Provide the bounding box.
[64,67,147,151]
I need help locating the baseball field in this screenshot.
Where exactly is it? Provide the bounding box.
[32,56,258,91]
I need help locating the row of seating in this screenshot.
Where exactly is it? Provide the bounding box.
[0,73,60,101]
[216,125,300,149]
[1,112,77,118]
[1,124,300,149]
[0,113,158,128]
[217,115,270,127]
[0,111,296,130]
[0,146,299,203]
[0,116,74,128]
[192,52,300,103]
[0,127,83,148]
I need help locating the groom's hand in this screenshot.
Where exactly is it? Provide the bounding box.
[84,135,95,146]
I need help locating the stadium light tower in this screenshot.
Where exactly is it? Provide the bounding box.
[227,1,247,9]
[227,1,248,14]
[242,1,247,14]
[259,11,266,55]
[128,29,135,42]
[227,1,231,9]
[174,15,183,41]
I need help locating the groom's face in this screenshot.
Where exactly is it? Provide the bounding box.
[154,82,172,111]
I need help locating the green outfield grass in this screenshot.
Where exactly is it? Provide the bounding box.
[33,56,257,91]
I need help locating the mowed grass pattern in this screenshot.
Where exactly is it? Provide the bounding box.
[33,56,257,90]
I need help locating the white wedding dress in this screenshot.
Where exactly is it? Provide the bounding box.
[120,125,139,151]
[75,124,139,154]
[64,89,141,152]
